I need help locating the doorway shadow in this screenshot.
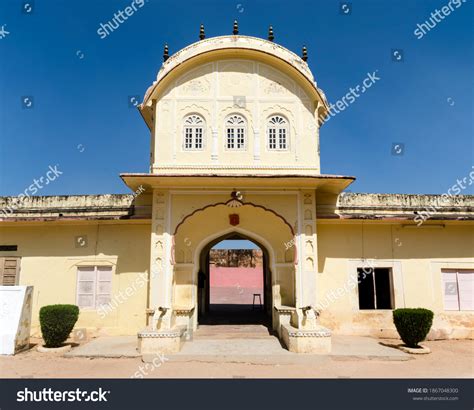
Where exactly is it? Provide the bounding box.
[199,304,269,326]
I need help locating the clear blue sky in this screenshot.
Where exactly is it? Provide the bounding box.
[0,0,473,197]
[212,240,257,250]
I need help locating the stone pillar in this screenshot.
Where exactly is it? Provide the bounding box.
[279,189,331,353]
[211,127,219,161]
[139,189,185,355]
[149,189,173,330]
[253,130,260,161]
[294,189,318,316]
[300,190,317,309]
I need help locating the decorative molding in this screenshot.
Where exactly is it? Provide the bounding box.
[143,35,325,105]
[177,103,212,124]
[173,200,295,236]
[153,164,320,170]
[284,326,331,338]
[181,79,210,95]
[274,306,296,314]
[264,80,286,95]
[138,330,183,338]
[174,307,195,315]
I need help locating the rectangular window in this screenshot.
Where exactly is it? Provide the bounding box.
[226,128,235,149]
[357,267,393,310]
[0,257,21,285]
[184,127,203,150]
[0,245,18,251]
[442,269,474,311]
[236,128,245,149]
[184,128,193,149]
[195,128,203,149]
[269,129,276,149]
[279,128,287,149]
[76,266,112,309]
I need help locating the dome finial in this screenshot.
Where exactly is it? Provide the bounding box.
[163,44,169,62]
[233,20,239,35]
[199,24,205,40]
[268,25,274,42]
[302,45,308,62]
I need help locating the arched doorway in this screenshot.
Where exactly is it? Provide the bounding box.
[197,232,272,326]
[172,202,296,334]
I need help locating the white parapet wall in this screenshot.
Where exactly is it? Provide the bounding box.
[0,286,34,355]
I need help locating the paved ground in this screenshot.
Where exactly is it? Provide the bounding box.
[63,336,140,358]
[1,324,472,378]
[65,332,409,363]
[168,325,410,362]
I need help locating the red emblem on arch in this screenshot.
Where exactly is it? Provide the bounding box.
[229,214,239,226]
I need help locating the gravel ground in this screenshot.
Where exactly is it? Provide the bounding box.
[0,339,472,379]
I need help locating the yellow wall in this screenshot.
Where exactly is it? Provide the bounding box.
[1,210,472,339]
[0,222,150,336]
[317,221,474,339]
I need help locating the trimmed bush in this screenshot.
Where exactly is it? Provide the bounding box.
[39,304,79,348]
[393,308,434,348]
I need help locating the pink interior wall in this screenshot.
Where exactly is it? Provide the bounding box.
[209,266,264,305]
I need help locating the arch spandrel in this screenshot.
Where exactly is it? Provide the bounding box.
[172,203,296,266]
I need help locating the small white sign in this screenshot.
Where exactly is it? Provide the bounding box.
[0,286,33,355]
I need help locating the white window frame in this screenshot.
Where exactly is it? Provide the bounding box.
[76,266,112,310]
[267,115,289,151]
[225,114,247,151]
[182,114,205,151]
[442,269,474,311]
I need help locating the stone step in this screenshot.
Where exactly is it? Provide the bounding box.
[193,324,274,340]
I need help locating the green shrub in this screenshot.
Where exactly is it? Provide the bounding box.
[393,308,434,348]
[39,304,79,348]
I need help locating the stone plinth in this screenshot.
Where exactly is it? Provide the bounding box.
[281,324,331,354]
[274,306,296,337]
[137,326,186,355]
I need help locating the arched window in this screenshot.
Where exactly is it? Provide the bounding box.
[183,114,205,150]
[267,115,289,150]
[225,114,246,150]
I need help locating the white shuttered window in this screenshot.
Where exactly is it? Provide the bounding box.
[442,269,474,311]
[267,115,289,150]
[76,266,112,309]
[225,114,246,150]
[183,114,205,150]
